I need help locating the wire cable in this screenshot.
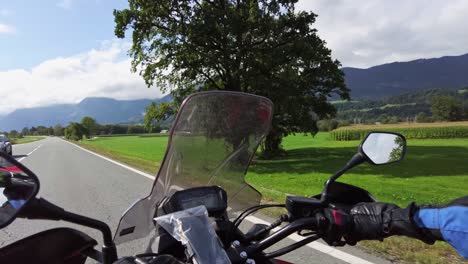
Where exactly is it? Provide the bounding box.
[233,204,285,227]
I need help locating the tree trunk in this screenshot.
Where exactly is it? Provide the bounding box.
[262,128,285,159]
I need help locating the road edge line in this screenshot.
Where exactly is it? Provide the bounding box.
[62,139,156,180]
[63,138,375,264]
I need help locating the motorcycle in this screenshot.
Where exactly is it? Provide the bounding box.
[0,91,406,264]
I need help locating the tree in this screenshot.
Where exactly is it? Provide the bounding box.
[53,124,64,137]
[80,116,97,138]
[9,130,20,138]
[144,102,175,132]
[431,96,463,121]
[30,127,37,135]
[114,0,348,156]
[36,126,49,136]
[378,114,390,124]
[388,136,404,163]
[415,112,432,123]
[317,119,339,132]
[21,127,30,136]
[64,123,87,141]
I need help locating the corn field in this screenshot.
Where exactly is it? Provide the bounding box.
[330,122,468,141]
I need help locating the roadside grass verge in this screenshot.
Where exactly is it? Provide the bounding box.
[11,136,45,144]
[78,136,167,174]
[77,133,467,263]
[360,238,466,264]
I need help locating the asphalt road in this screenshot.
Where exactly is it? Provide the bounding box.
[1,137,391,264]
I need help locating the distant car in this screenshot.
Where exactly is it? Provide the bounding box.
[0,135,12,155]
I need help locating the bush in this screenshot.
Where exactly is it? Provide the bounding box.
[379,114,400,124]
[338,120,350,128]
[317,119,339,132]
[64,123,88,141]
[415,112,432,123]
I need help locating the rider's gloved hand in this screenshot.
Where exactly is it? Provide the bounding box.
[320,208,352,246]
[344,202,437,245]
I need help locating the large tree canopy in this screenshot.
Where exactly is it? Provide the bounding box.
[114,0,349,155]
[431,95,463,121]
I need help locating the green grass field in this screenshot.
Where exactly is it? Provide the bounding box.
[247,133,467,207]
[11,136,45,144]
[79,133,468,263]
[79,136,168,173]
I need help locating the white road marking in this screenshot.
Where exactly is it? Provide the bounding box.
[18,144,42,162]
[63,139,375,264]
[62,139,156,180]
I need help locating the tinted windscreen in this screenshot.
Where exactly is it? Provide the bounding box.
[114,91,273,244]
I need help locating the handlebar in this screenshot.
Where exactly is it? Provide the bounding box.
[244,215,323,256]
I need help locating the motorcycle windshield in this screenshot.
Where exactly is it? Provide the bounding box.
[114,91,273,244]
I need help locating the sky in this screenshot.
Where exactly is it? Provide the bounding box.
[297,0,468,68]
[1,0,468,115]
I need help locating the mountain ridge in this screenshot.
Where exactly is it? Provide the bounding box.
[0,95,171,131]
[342,53,468,98]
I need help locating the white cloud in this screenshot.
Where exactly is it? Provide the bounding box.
[297,0,468,68]
[57,0,73,9]
[0,41,164,115]
[0,23,14,34]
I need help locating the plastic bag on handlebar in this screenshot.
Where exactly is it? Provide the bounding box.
[154,206,231,264]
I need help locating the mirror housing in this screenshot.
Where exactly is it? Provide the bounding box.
[0,152,40,228]
[320,131,406,204]
[359,132,406,165]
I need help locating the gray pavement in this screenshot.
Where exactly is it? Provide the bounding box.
[1,137,391,263]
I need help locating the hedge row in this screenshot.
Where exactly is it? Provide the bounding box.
[330,126,468,141]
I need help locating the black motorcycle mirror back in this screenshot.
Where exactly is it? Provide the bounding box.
[0,152,40,228]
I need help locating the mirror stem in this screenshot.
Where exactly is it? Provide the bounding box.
[19,197,117,264]
[320,153,365,203]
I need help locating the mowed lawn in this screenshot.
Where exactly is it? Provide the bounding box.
[80,133,468,263]
[81,133,467,207]
[248,133,468,207]
[79,135,168,173]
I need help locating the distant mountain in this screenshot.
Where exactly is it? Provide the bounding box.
[335,87,468,121]
[342,53,468,98]
[0,95,172,131]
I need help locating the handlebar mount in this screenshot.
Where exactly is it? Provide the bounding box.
[285,196,325,220]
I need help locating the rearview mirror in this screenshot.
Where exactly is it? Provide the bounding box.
[320,131,406,203]
[360,132,406,165]
[0,152,40,228]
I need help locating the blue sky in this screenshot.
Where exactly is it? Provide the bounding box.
[1,0,468,114]
[0,0,128,70]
